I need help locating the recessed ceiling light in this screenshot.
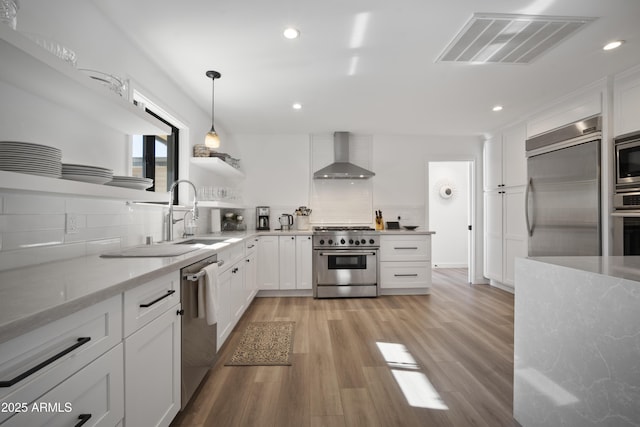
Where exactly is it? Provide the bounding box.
[292,103,303,110]
[492,105,503,112]
[283,28,300,39]
[603,40,624,51]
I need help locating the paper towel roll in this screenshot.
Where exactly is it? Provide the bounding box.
[210,209,221,233]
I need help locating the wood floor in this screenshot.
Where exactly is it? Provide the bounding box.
[171,269,517,427]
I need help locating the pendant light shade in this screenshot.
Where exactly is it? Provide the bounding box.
[205,70,221,149]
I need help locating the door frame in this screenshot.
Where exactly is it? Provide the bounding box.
[426,159,476,284]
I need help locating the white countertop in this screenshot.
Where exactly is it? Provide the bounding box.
[0,228,435,343]
[530,256,640,283]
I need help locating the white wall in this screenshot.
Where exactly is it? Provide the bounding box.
[231,132,486,283]
[429,161,470,268]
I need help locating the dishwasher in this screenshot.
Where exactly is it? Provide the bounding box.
[180,254,221,409]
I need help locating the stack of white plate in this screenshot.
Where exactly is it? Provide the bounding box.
[0,141,62,178]
[61,163,113,184]
[106,175,153,190]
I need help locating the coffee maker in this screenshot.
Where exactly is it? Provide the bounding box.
[256,206,270,230]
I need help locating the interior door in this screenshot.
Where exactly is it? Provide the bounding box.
[527,140,601,256]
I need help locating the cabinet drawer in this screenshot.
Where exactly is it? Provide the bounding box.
[217,243,244,271]
[2,343,124,427]
[245,237,259,255]
[0,296,122,423]
[380,235,431,261]
[123,272,179,337]
[380,262,431,289]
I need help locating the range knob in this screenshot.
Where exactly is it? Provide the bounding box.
[319,239,325,245]
[340,238,346,245]
[369,239,375,244]
[355,240,360,245]
[349,239,354,244]
[328,239,334,245]
[360,239,366,244]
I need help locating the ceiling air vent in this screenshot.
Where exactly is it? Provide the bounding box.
[437,13,596,64]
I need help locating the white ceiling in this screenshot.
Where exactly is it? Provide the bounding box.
[90,0,640,137]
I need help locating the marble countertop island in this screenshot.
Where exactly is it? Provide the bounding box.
[514,256,640,427]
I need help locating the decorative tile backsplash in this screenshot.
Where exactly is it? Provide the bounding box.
[0,193,165,271]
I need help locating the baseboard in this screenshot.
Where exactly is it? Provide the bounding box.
[256,289,313,298]
[489,280,515,294]
[379,287,431,296]
[433,264,468,269]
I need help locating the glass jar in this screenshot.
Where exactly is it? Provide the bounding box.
[0,0,18,30]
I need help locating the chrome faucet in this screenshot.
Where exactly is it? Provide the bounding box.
[165,179,199,241]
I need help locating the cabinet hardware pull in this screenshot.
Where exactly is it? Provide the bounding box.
[318,251,376,256]
[394,273,419,277]
[393,247,418,250]
[0,337,91,388]
[75,413,92,427]
[177,309,185,316]
[139,290,176,308]
[247,244,255,249]
[246,259,250,263]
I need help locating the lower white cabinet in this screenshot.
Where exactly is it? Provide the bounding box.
[2,344,124,427]
[379,234,432,293]
[230,259,245,322]
[124,305,181,427]
[379,261,431,289]
[244,249,258,302]
[483,187,527,289]
[257,236,279,290]
[216,265,232,351]
[0,295,122,425]
[295,235,313,290]
[279,236,297,290]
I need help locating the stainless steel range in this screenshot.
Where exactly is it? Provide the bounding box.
[312,226,379,298]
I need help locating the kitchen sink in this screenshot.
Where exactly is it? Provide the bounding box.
[174,238,228,245]
[100,244,202,258]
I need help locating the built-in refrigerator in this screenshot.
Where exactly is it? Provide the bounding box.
[525,116,602,256]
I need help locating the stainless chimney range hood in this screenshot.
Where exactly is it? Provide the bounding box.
[313,132,375,179]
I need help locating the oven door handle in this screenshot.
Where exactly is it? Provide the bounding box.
[317,251,377,256]
[611,211,640,217]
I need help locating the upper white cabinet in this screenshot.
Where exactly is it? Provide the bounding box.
[0,25,169,135]
[502,123,527,187]
[483,123,527,190]
[614,65,640,137]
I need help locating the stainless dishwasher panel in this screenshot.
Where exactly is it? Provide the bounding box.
[180,254,218,410]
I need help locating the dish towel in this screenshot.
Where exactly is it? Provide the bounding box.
[197,262,219,325]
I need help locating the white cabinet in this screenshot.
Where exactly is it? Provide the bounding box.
[245,237,259,301]
[484,191,503,281]
[3,344,124,427]
[614,65,640,137]
[216,266,232,349]
[483,135,503,191]
[483,124,526,190]
[483,122,527,291]
[230,259,246,322]
[124,307,181,427]
[295,235,313,290]
[502,123,527,187]
[484,187,527,287]
[258,236,279,290]
[379,235,432,293]
[123,272,181,427]
[279,236,297,290]
[0,295,122,425]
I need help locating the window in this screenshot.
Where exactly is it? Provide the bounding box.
[132,109,179,203]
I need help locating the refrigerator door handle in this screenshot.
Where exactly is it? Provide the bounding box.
[525,178,533,237]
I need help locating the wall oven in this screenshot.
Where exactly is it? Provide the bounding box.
[312,227,379,298]
[615,131,640,190]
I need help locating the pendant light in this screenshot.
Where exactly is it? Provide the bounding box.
[205,70,221,149]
